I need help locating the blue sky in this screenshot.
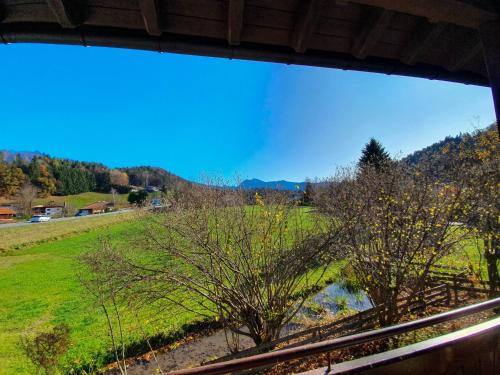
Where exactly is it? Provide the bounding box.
[0,44,495,182]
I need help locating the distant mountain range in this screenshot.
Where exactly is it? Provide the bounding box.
[238,179,306,191]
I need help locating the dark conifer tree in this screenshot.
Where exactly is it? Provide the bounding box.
[358,138,390,170]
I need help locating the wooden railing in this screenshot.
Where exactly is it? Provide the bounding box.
[303,316,500,375]
[165,297,500,375]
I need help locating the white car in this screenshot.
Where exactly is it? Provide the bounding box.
[30,215,51,223]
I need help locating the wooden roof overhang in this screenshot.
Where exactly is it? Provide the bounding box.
[0,1,499,128]
[0,0,496,85]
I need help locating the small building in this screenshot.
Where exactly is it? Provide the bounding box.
[145,185,159,193]
[0,207,16,222]
[77,201,113,215]
[31,204,64,217]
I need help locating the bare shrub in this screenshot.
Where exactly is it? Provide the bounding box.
[16,183,38,216]
[80,240,131,375]
[316,163,469,326]
[20,324,70,375]
[86,183,345,346]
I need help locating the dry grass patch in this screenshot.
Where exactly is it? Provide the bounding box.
[0,211,139,251]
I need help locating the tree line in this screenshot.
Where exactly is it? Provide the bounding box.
[0,154,188,198]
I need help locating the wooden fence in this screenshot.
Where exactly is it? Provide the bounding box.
[206,283,452,365]
[203,263,495,367]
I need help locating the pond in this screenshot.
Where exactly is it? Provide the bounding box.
[302,282,373,317]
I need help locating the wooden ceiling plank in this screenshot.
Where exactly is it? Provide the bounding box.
[352,9,394,59]
[47,0,84,28]
[292,0,324,53]
[347,0,498,29]
[401,22,446,65]
[139,0,161,36]
[448,41,482,72]
[227,0,245,45]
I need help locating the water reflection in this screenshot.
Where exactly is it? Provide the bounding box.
[311,283,372,315]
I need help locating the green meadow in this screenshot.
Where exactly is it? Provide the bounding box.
[0,192,129,210]
[0,210,138,251]
[32,192,129,209]
[0,219,207,374]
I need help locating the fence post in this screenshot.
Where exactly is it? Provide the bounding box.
[446,284,451,306]
[453,275,459,305]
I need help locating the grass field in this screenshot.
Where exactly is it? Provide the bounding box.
[0,192,129,210]
[0,211,139,251]
[0,218,208,374]
[441,235,487,279]
[0,211,342,374]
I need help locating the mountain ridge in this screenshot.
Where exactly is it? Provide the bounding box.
[238,178,306,191]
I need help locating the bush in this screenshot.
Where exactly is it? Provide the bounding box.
[127,190,148,205]
[20,324,70,375]
[110,184,132,194]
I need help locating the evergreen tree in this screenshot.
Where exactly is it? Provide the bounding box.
[94,171,111,192]
[302,180,314,205]
[358,138,390,170]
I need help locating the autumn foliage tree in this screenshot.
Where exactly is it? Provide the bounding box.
[406,125,499,294]
[456,127,499,294]
[0,155,25,196]
[110,169,129,186]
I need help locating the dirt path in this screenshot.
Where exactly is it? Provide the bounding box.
[108,325,301,375]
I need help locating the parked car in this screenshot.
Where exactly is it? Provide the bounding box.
[30,215,51,223]
[151,198,163,208]
[75,211,89,217]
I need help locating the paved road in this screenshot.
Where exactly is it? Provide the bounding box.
[0,208,135,229]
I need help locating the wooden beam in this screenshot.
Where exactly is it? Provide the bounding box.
[347,0,498,29]
[0,3,5,22]
[448,41,482,72]
[401,22,446,65]
[139,0,161,36]
[227,0,244,46]
[292,0,324,53]
[479,21,500,134]
[352,9,394,59]
[47,0,84,28]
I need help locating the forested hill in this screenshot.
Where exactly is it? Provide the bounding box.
[402,124,497,177]
[119,166,189,190]
[0,151,189,198]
